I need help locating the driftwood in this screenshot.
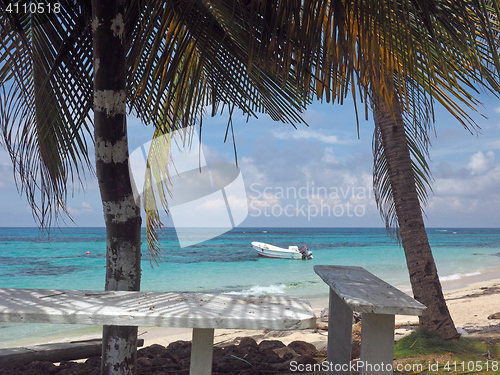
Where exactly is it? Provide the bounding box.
[0,338,144,365]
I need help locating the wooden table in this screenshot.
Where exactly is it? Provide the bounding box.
[0,288,316,375]
[314,265,426,375]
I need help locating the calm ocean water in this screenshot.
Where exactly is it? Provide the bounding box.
[0,227,499,346]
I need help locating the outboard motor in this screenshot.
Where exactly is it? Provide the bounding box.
[300,246,313,260]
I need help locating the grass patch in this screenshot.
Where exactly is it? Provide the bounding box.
[394,328,500,374]
[279,329,500,374]
[395,328,493,358]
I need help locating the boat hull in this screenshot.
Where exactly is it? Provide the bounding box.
[251,242,312,260]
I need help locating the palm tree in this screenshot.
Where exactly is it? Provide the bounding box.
[372,92,460,338]
[0,1,309,373]
[355,2,500,339]
[2,1,500,373]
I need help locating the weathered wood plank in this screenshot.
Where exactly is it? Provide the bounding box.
[0,289,316,330]
[314,265,425,316]
[0,339,144,365]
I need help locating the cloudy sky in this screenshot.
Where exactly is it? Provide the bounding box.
[0,91,499,229]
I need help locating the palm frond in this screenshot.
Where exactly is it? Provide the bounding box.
[3,0,500,260]
[127,0,313,260]
[142,126,175,264]
[126,0,310,134]
[347,0,500,237]
[309,0,500,129]
[0,0,94,227]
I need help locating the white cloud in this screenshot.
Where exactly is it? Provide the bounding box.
[247,192,281,211]
[195,198,227,211]
[427,151,500,220]
[240,157,267,186]
[272,129,340,144]
[467,151,494,174]
[226,195,248,210]
[66,206,81,215]
[321,147,338,164]
[486,139,500,149]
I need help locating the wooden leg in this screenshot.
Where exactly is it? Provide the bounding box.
[326,288,352,375]
[360,313,395,375]
[190,328,214,375]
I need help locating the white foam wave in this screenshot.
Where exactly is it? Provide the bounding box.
[440,271,481,282]
[225,284,286,296]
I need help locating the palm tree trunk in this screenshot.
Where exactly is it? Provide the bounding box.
[373,94,459,340]
[92,1,142,373]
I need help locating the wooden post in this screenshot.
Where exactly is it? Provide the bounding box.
[359,313,395,375]
[327,288,352,375]
[190,328,214,375]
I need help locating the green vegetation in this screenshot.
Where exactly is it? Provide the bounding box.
[394,329,500,374]
[279,329,500,375]
[395,329,494,357]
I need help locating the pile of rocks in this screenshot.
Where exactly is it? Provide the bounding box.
[0,338,321,375]
[136,337,319,375]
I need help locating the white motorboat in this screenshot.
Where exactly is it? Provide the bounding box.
[251,242,313,260]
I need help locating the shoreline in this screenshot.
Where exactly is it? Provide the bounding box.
[1,267,500,350]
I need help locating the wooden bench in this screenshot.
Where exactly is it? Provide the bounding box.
[314,265,426,375]
[0,288,316,375]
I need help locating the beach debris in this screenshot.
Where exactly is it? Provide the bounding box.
[288,340,317,357]
[274,346,298,359]
[351,321,362,359]
[315,320,328,330]
[487,312,500,319]
[0,339,144,366]
[318,308,361,324]
[320,307,329,318]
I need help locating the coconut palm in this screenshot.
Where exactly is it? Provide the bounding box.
[2,1,500,373]
[341,1,500,339]
[0,1,310,373]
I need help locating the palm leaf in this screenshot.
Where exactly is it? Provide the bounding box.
[372,105,434,237]
[2,0,500,259]
[0,0,93,227]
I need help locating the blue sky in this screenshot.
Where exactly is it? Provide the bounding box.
[0,91,499,228]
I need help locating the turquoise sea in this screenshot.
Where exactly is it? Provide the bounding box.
[0,227,499,346]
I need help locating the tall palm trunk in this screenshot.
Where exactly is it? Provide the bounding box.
[373,94,459,340]
[92,1,142,374]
